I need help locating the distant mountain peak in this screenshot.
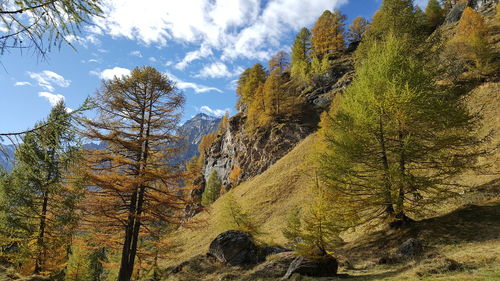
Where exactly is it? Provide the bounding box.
[192,113,219,121]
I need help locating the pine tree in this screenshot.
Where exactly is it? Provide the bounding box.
[201,171,222,206]
[82,66,186,281]
[290,27,312,81]
[347,17,370,43]
[425,0,445,31]
[311,10,346,60]
[0,102,81,273]
[318,33,481,224]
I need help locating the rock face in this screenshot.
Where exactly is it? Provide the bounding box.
[207,230,259,266]
[203,55,354,190]
[444,0,498,23]
[283,254,339,279]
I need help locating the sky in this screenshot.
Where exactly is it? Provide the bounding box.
[0,0,430,133]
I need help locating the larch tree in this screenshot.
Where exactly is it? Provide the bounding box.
[448,7,493,73]
[311,10,346,60]
[290,27,312,81]
[82,66,186,281]
[0,102,81,273]
[358,0,424,59]
[0,0,102,59]
[236,64,267,109]
[268,50,290,72]
[425,0,445,31]
[318,33,481,224]
[347,17,370,44]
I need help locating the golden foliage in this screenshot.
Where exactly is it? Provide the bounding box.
[311,10,346,60]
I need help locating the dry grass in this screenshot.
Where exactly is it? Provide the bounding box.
[162,56,500,281]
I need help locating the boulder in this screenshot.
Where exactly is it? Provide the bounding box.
[397,238,424,259]
[283,254,338,279]
[207,230,258,266]
[261,246,291,259]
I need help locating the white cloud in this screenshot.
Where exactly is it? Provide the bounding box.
[66,34,101,47]
[166,72,222,94]
[198,105,230,117]
[196,62,245,78]
[99,67,131,80]
[14,81,31,86]
[130,50,143,57]
[38,92,65,106]
[148,57,157,62]
[88,59,99,63]
[93,0,347,68]
[175,44,213,70]
[28,70,71,92]
[196,62,232,78]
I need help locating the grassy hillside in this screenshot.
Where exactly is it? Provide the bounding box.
[164,79,500,280]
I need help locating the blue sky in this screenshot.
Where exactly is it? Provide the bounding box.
[0,0,429,132]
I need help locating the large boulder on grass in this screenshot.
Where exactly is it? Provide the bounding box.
[207,230,258,266]
[283,254,338,279]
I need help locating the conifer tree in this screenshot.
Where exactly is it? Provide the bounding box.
[311,10,346,60]
[318,33,480,224]
[82,66,186,281]
[219,192,259,235]
[448,7,493,73]
[236,64,267,108]
[201,171,222,206]
[268,50,290,72]
[0,102,81,273]
[425,0,445,31]
[291,27,312,81]
[358,0,424,59]
[347,17,370,43]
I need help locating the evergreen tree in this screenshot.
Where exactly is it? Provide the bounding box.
[290,27,312,81]
[201,171,222,206]
[347,17,370,43]
[82,66,186,281]
[311,10,346,60]
[0,102,81,273]
[318,33,480,224]
[425,0,445,31]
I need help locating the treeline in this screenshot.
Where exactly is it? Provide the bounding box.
[282,0,495,258]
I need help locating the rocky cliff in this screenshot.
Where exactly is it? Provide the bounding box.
[202,55,355,190]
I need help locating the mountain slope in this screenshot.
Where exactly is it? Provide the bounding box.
[0,144,15,171]
[165,80,500,280]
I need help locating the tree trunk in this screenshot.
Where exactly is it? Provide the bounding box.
[378,117,394,215]
[117,96,153,281]
[34,190,49,274]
